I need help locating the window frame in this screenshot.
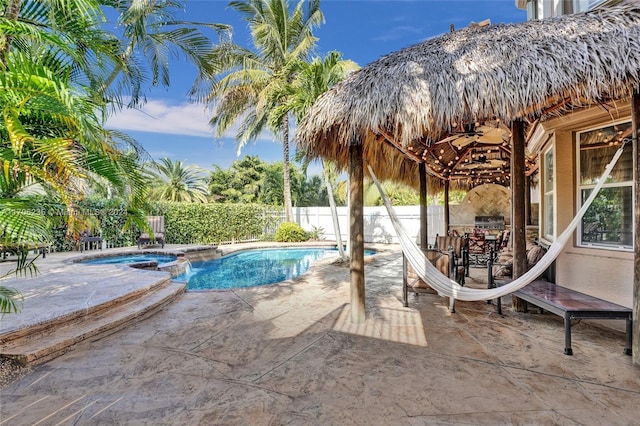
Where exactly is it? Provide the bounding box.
[575,120,634,251]
[541,144,555,242]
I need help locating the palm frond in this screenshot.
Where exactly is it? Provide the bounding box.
[0,285,23,314]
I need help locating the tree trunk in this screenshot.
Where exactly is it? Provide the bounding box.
[349,140,365,323]
[323,160,345,259]
[3,0,21,20]
[419,162,428,249]
[282,114,293,222]
[511,119,528,312]
[632,88,640,367]
[444,179,450,236]
[1,0,23,65]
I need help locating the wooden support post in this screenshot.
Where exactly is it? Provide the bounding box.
[419,162,428,249]
[444,180,450,236]
[525,175,532,226]
[511,119,528,312]
[632,89,640,366]
[349,141,366,323]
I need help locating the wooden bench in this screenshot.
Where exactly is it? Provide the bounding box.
[1,243,49,259]
[494,279,632,356]
[79,230,102,252]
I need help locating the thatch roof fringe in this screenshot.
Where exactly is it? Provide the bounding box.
[297,0,640,162]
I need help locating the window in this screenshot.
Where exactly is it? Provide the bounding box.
[542,145,554,241]
[577,121,633,250]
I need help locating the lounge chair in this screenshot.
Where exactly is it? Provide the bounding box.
[487,242,548,291]
[404,246,466,312]
[138,216,165,249]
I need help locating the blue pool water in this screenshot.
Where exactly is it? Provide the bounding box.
[180,247,374,291]
[82,254,177,265]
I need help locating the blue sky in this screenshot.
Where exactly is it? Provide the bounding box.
[106,0,526,176]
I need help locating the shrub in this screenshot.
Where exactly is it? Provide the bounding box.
[306,225,324,241]
[275,222,309,242]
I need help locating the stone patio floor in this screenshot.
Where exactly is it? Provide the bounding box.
[0,245,638,425]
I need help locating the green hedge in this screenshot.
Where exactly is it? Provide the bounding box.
[48,200,283,250]
[48,198,138,252]
[149,202,284,244]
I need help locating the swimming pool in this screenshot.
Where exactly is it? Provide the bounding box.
[82,254,177,265]
[180,247,373,290]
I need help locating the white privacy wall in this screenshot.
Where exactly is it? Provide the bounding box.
[293,205,445,245]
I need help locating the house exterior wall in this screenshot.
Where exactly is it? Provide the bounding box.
[515,0,620,19]
[532,105,634,311]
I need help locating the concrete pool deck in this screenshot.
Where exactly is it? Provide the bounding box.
[0,244,639,424]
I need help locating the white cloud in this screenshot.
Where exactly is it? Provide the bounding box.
[146,149,174,159]
[107,99,276,143]
[371,25,423,42]
[107,99,214,137]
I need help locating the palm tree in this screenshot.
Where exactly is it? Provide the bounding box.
[201,0,324,222]
[0,0,220,311]
[0,1,114,311]
[146,158,209,203]
[272,51,358,258]
[103,0,231,108]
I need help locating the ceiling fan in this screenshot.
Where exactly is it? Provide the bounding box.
[470,153,489,164]
[436,123,485,144]
[460,151,499,169]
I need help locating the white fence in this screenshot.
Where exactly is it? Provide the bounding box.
[294,205,445,245]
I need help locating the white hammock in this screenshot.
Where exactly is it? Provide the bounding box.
[368,143,626,302]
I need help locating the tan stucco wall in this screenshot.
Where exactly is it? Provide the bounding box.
[536,107,633,311]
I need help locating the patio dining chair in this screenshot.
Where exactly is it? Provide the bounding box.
[434,234,469,280]
[582,221,602,242]
[467,230,489,267]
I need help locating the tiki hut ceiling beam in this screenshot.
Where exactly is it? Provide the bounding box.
[498,145,512,156]
[377,129,423,164]
[526,118,541,143]
[451,147,474,170]
[424,165,447,181]
[525,161,539,177]
[519,96,573,121]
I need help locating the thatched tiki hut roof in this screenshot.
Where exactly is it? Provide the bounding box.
[296,1,640,332]
[296,1,640,188]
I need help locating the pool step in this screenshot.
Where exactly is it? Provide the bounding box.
[0,279,186,366]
